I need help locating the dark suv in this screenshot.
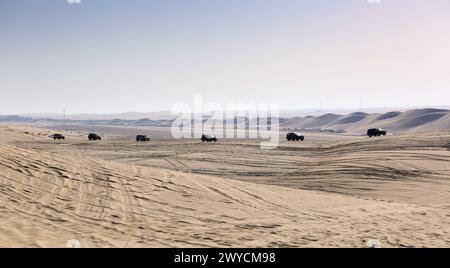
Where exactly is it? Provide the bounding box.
[136,135,150,142]
[201,134,217,142]
[51,134,65,140]
[367,128,387,137]
[88,133,102,141]
[286,132,304,141]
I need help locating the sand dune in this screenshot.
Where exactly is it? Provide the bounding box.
[281,108,450,133]
[0,125,449,247]
[375,111,402,121]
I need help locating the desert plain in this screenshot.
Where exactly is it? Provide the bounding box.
[0,124,449,247]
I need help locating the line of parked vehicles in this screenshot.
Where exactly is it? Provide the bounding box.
[49,128,387,142]
[50,133,152,142]
[49,133,216,142]
[285,128,387,141]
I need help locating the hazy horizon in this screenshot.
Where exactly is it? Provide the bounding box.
[4,105,449,121]
[1,0,449,114]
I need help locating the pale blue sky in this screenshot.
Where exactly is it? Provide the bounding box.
[1,0,449,114]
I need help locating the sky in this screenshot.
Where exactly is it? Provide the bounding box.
[0,0,449,114]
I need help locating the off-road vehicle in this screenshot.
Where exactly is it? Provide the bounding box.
[201,134,217,142]
[367,128,387,137]
[50,134,65,140]
[136,135,150,142]
[88,133,102,141]
[286,132,304,141]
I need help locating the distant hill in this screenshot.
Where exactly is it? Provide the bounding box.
[0,115,174,127]
[20,111,176,121]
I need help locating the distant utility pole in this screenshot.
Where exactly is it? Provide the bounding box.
[359,95,363,112]
[63,109,66,127]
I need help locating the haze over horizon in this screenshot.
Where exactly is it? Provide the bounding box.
[1,0,449,114]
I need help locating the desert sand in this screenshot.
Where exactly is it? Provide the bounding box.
[0,125,449,247]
